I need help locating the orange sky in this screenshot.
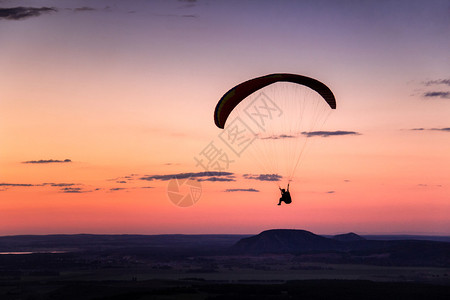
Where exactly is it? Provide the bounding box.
[0,0,449,235]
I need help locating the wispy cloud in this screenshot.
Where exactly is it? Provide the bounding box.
[260,134,297,140]
[44,183,77,187]
[423,91,450,99]
[73,7,95,12]
[432,128,450,132]
[423,79,450,87]
[243,174,282,182]
[409,127,450,132]
[178,0,198,9]
[0,183,36,187]
[259,131,361,139]
[415,79,450,100]
[302,131,361,137]
[154,13,198,19]
[0,7,57,20]
[140,171,234,181]
[60,186,99,193]
[1,182,81,188]
[198,177,235,182]
[60,187,84,193]
[0,181,102,194]
[416,183,443,188]
[22,159,72,164]
[110,188,126,192]
[225,188,259,192]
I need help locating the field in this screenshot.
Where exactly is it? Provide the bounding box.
[0,234,449,299]
[0,253,449,299]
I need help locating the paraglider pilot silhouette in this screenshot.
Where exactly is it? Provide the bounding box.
[278,183,291,205]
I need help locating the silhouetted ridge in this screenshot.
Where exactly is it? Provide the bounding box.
[230,230,450,267]
[333,232,366,242]
[231,229,340,254]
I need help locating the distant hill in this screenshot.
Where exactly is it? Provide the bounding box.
[231,229,341,254]
[333,232,366,242]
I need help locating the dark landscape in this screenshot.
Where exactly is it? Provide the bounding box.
[0,229,449,299]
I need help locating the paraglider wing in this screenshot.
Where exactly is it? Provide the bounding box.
[214,73,336,129]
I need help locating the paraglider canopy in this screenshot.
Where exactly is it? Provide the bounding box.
[213,72,337,184]
[214,73,336,129]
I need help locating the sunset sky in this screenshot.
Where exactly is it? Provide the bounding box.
[1,0,449,235]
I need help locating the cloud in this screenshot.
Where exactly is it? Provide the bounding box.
[423,79,450,87]
[154,13,198,19]
[243,174,282,181]
[60,187,84,193]
[140,171,234,181]
[0,7,57,20]
[22,159,72,164]
[302,131,361,137]
[1,182,79,188]
[259,131,361,139]
[260,134,297,140]
[409,127,450,132]
[44,183,76,187]
[60,187,97,193]
[198,177,235,182]
[326,191,335,194]
[417,183,443,189]
[74,7,95,12]
[0,183,35,187]
[430,128,450,132]
[225,188,260,192]
[110,188,126,192]
[141,186,155,189]
[108,174,140,182]
[178,0,198,8]
[423,91,450,99]
[415,79,450,100]
[0,181,102,193]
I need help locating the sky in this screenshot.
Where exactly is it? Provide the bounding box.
[0,0,449,235]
